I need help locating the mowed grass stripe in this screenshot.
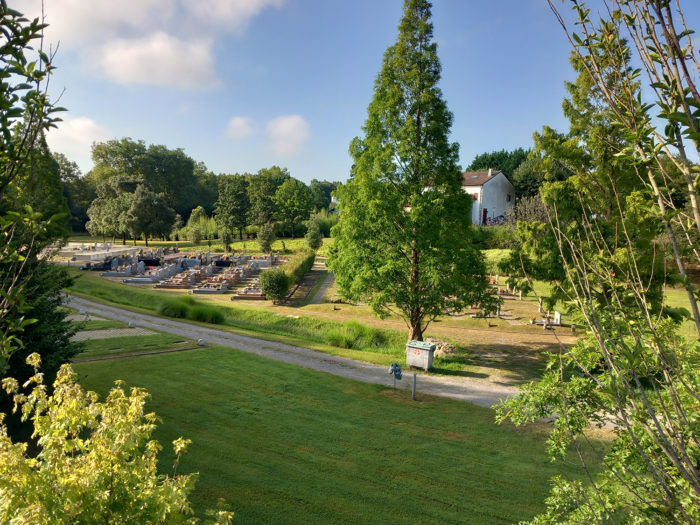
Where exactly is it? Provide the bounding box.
[76,333,194,359]
[75,347,603,524]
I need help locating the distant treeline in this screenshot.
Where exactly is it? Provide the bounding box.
[56,138,339,244]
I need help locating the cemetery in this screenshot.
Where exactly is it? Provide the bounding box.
[4,0,697,522]
[63,242,286,300]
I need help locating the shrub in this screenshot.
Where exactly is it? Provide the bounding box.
[305,218,323,251]
[0,354,233,525]
[189,305,224,324]
[326,328,354,348]
[474,225,516,249]
[158,297,192,318]
[325,321,390,351]
[259,269,290,304]
[316,209,338,237]
[284,250,315,284]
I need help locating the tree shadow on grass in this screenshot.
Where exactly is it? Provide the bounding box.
[432,340,563,386]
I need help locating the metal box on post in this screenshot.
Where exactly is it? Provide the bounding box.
[406,340,436,371]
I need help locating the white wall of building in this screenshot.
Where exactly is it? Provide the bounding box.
[462,173,514,225]
[462,185,482,224]
[481,173,514,223]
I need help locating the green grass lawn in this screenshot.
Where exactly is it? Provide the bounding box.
[76,333,195,359]
[65,267,572,383]
[74,347,604,524]
[67,270,410,364]
[72,318,128,331]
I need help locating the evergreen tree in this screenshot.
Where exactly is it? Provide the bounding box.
[328,0,494,341]
[305,217,323,251]
[257,222,276,254]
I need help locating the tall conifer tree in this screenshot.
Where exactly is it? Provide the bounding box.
[329,0,493,341]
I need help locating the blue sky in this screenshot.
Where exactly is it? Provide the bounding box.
[15,0,700,183]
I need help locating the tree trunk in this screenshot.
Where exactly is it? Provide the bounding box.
[122,233,126,245]
[409,324,423,341]
[239,228,243,241]
[144,235,149,247]
[291,221,296,239]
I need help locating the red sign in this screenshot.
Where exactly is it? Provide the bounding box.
[414,349,421,356]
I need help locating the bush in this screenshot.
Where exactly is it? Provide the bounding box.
[473,225,516,249]
[316,209,338,237]
[305,218,323,251]
[259,269,290,304]
[189,305,224,324]
[158,296,193,318]
[158,296,223,324]
[284,250,315,284]
[326,321,389,350]
[483,249,512,274]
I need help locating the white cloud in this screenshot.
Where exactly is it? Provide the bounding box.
[13,0,285,88]
[227,116,255,139]
[13,0,172,49]
[183,0,285,34]
[98,33,217,89]
[46,117,110,172]
[266,115,310,156]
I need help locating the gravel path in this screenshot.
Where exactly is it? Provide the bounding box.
[309,270,335,305]
[67,295,519,408]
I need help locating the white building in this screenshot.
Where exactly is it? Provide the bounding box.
[462,169,514,225]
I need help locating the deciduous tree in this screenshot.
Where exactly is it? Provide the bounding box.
[247,166,289,225]
[0,2,65,372]
[124,184,175,246]
[497,2,700,522]
[215,174,249,241]
[309,179,338,211]
[275,178,313,238]
[328,0,494,341]
[467,147,529,179]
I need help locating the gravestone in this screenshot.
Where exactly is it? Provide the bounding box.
[553,311,561,325]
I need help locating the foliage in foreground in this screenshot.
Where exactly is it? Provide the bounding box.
[498,1,700,522]
[0,354,232,524]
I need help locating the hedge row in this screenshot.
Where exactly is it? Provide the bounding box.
[284,250,315,284]
[259,250,315,302]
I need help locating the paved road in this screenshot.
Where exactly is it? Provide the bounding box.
[67,295,520,408]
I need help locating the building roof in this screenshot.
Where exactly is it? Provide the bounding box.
[462,169,504,187]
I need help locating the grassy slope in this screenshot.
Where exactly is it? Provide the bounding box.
[76,333,195,359]
[75,347,603,524]
[67,270,410,363]
[65,265,569,382]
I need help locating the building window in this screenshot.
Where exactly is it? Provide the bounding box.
[507,194,511,202]
[473,193,478,200]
